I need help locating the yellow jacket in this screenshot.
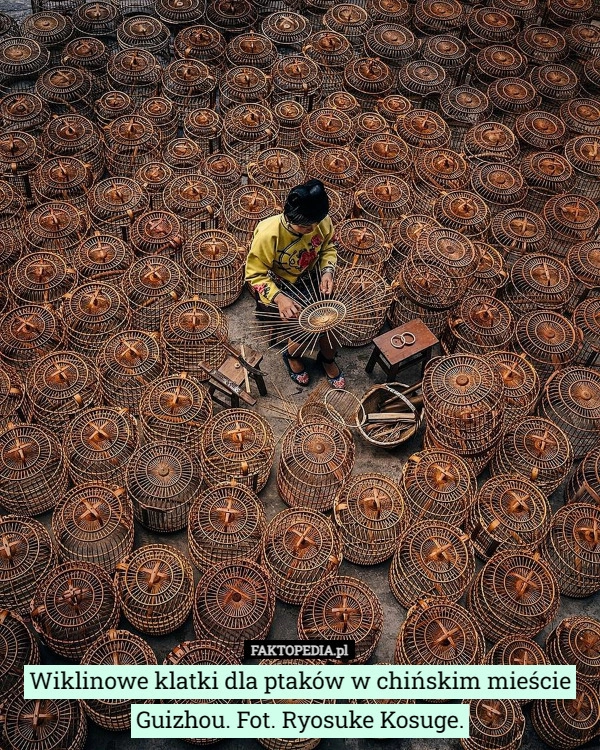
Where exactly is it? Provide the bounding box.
[244,213,337,304]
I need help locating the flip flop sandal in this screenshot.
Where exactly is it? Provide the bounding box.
[282,349,310,386]
[317,351,346,389]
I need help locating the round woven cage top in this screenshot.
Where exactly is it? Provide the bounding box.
[515,310,581,366]
[546,616,600,681]
[126,440,202,506]
[395,597,485,665]
[344,57,395,100]
[431,191,491,237]
[396,109,450,150]
[98,327,165,382]
[130,209,183,255]
[376,94,413,123]
[26,200,87,251]
[323,4,372,39]
[0,608,40,698]
[225,32,275,71]
[72,0,121,35]
[164,638,237,670]
[565,22,600,59]
[413,0,467,33]
[0,37,49,80]
[365,23,419,65]
[122,256,187,316]
[543,193,600,241]
[508,253,573,311]
[447,294,514,351]
[484,634,548,668]
[357,133,411,174]
[398,60,450,97]
[271,54,322,97]
[492,0,540,21]
[422,35,470,72]
[95,90,135,125]
[206,0,258,34]
[560,98,600,137]
[354,173,413,221]
[225,185,279,229]
[463,699,525,747]
[26,348,99,418]
[173,24,226,64]
[64,405,138,474]
[520,152,575,197]
[0,304,64,370]
[544,501,600,583]
[88,177,148,224]
[490,209,549,255]
[279,418,355,480]
[322,90,361,118]
[0,422,63,483]
[261,12,311,47]
[73,234,133,281]
[439,86,491,125]
[486,351,540,417]
[0,695,86,750]
[117,16,169,54]
[0,92,49,132]
[108,48,161,88]
[565,135,600,179]
[543,365,600,425]
[464,120,519,162]
[467,7,519,44]
[367,0,413,24]
[301,107,355,149]
[161,295,227,344]
[62,282,130,344]
[423,353,504,411]
[34,156,92,203]
[573,297,600,354]
[10,251,77,305]
[23,11,73,48]
[81,628,156,673]
[475,44,527,82]
[516,25,568,64]
[0,131,40,175]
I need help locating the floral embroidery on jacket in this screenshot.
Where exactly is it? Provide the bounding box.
[311,234,323,248]
[298,249,317,269]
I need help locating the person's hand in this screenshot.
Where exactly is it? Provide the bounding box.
[276,294,301,320]
[320,272,334,296]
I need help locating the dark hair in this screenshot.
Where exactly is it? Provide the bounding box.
[284,179,329,225]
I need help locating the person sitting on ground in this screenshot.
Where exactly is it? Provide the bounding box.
[244,178,345,388]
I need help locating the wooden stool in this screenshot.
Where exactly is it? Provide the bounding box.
[366,319,438,382]
[208,347,267,408]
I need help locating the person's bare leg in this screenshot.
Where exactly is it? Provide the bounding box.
[319,337,341,379]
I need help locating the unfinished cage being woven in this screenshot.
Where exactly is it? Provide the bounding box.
[80,629,156,732]
[541,503,600,598]
[546,615,600,682]
[389,520,475,608]
[483,636,548,704]
[122,256,187,332]
[64,405,139,486]
[30,560,119,659]
[182,230,244,308]
[530,676,600,750]
[0,609,40,701]
[261,507,342,605]
[193,558,275,658]
[0,696,87,750]
[52,483,134,571]
[461,700,525,750]
[138,372,212,450]
[126,441,202,533]
[0,423,68,516]
[277,419,354,513]
[489,416,573,495]
[188,482,266,572]
[466,474,551,561]
[298,575,383,664]
[0,515,55,616]
[565,446,600,506]
[333,473,410,566]
[201,409,275,493]
[466,550,560,643]
[394,597,485,668]
[115,543,194,635]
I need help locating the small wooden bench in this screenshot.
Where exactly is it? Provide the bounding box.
[365,319,439,382]
[208,347,267,408]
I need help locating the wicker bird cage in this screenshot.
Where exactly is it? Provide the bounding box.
[334,218,390,275]
[367,0,413,24]
[64,405,139,485]
[0,12,18,41]
[298,576,383,665]
[515,310,581,385]
[0,130,42,206]
[566,241,600,312]
[561,97,600,137]
[0,304,65,373]
[322,90,361,118]
[87,177,149,241]
[467,474,551,561]
[0,609,40,699]
[206,0,258,37]
[461,700,525,750]
[182,230,244,308]
[62,282,131,354]
[504,254,572,316]
[565,446,600,506]
[226,31,277,71]
[302,30,353,95]
[483,636,548,704]
[564,135,600,202]
[103,115,160,178]
[333,266,392,347]
[52,482,133,571]
[0,515,55,615]
[25,204,87,259]
[73,233,133,282]
[262,507,342,605]
[107,48,160,105]
[161,296,228,380]
[80,629,156,731]
[442,295,514,356]
[0,38,49,96]
[540,367,600,460]
[353,111,389,142]
[34,65,94,118]
[565,23,600,65]
[139,371,212,448]
[9,252,77,307]
[470,163,527,218]
[130,210,184,258]
[333,473,409,566]
[153,0,205,29]
[300,108,355,155]
[395,597,485,667]
[546,616,600,682]
[116,16,170,61]
[389,520,475,606]
[414,225,480,292]
[364,24,420,72]
[543,194,599,258]
[439,87,491,149]
[43,114,104,179]
[184,109,222,155]
[0,92,50,134]
[248,148,304,205]
[492,0,539,21]
[398,60,450,109]
[431,191,491,240]
[516,24,568,65]
[72,1,121,42]
[173,24,226,73]
[262,12,311,53]
[491,415,573,495]
[134,162,172,212]
[24,350,100,429]
[201,153,242,194]
[463,121,520,165]
[162,60,217,119]
[271,55,322,110]
[22,12,73,66]
[126,440,202,533]
[573,298,600,368]
[354,173,413,232]
[541,502,600,598]
[122,256,187,331]
[0,423,68,516]
[33,157,93,212]
[422,34,470,84]
[116,543,194,635]
[0,364,23,430]
[520,152,575,216]
[94,88,135,128]
[413,0,467,35]
[201,409,275,492]
[188,482,265,571]
[163,638,238,746]
[31,560,119,659]
[530,64,580,112]
[193,559,275,658]
[466,7,519,49]
[343,57,395,107]
[531,676,600,750]
[486,351,540,421]
[402,448,476,526]
[489,209,549,269]
[0,696,87,750]
[473,45,527,87]
[222,104,278,168]
[97,329,167,411]
[322,4,371,49]
[387,214,437,272]
[224,185,279,246]
[277,420,354,513]
[137,97,178,146]
[357,133,411,176]
[0,231,20,281]
[396,109,450,157]
[163,174,222,237]
[545,0,594,25]
[515,111,567,154]
[467,549,560,642]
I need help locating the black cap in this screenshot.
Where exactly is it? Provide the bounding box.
[284,178,330,225]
